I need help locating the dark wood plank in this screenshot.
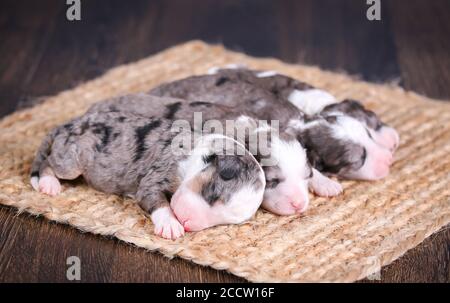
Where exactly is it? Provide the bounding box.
[0,0,448,283]
[275,0,400,82]
[378,228,449,282]
[0,0,62,116]
[388,0,450,99]
[0,0,245,283]
[0,205,243,283]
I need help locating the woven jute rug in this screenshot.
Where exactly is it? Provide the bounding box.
[0,41,449,282]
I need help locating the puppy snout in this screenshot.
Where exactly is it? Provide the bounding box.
[377,148,393,165]
[289,196,309,213]
[291,200,305,212]
[380,127,400,152]
[385,152,393,165]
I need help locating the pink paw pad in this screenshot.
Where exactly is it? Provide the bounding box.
[38,175,61,196]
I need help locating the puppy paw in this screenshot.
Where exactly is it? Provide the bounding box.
[38,175,61,196]
[151,207,185,240]
[309,169,343,197]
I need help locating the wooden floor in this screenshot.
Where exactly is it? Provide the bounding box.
[0,0,449,282]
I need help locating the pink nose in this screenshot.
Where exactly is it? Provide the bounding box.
[290,199,307,213]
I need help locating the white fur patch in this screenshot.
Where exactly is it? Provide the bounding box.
[256,70,278,78]
[30,176,39,191]
[332,115,371,145]
[218,185,264,224]
[207,67,220,75]
[207,63,247,75]
[271,136,309,182]
[224,63,246,69]
[288,89,337,115]
[178,134,235,179]
[177,147,209,180]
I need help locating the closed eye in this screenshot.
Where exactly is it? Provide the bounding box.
[365,128,373,140]
[361,148,367,165]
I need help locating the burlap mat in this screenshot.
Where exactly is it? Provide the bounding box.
[0,41,449,282]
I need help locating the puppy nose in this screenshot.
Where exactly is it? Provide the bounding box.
[290,200,307,213]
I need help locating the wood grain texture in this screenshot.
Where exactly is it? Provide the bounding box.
[0,0,448,282]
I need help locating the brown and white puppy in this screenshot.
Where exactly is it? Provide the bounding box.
[88,94,334,215]
[30,110,265,239]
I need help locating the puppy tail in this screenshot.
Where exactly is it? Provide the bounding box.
[30,127,59,191]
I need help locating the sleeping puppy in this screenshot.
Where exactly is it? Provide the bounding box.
[30,110,266,239]
[208,67,399,152]
[88,94,342,215]
[288,114,393,181]
[149,73,394,182]
[319,100,399,152]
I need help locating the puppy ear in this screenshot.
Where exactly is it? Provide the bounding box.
[306,148,324,171]
[294,128,324,171]
[322,99,361,113]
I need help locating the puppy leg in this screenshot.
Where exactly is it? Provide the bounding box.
[309,168,343,197]
[137,185,184,240]
[151,204,185,240]
[38,142,84,196]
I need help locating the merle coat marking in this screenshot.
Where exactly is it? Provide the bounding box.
[30,111,263,215]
